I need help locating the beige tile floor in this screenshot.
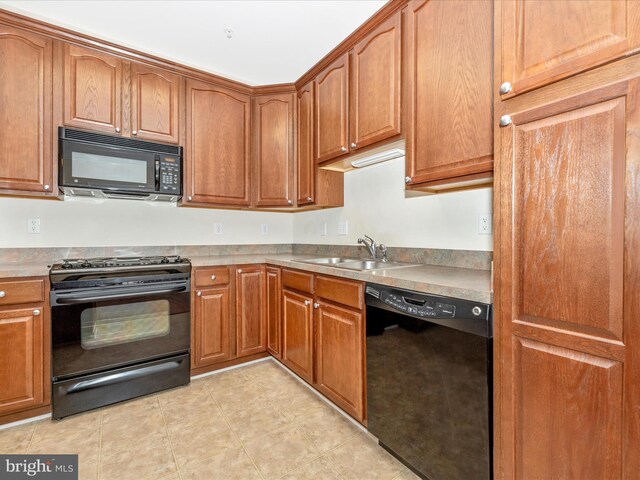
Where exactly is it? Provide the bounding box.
[0,359,420,480]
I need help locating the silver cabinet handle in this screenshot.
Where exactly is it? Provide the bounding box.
[238,269,242,273]
[44,185,50,190]
[188,196,192,201]
[499,82,512,95]
[313,302,320,309]
[0,291,5,298]
[304,300,311,306]
[197,291,202,297]
[499,115,512,127]
[288,200,293,205]
[132,130,138,136]
[115,127,121,133]
[341,147,347,153]
[351,142,357,148]
[33,309,40,316]
[307,196,312,202]
[210,275,216,281]
[405,176,411,184]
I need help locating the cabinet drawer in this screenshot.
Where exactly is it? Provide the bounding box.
[194,267,230,287]
[0,279,45,306]
[315,275,363,310]
[282,269,314,294]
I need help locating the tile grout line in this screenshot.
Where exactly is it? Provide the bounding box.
[96,409,103,480]
[157,398,184,480]
[24,420,40,453]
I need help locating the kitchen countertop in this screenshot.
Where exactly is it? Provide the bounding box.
[0,254,492,304]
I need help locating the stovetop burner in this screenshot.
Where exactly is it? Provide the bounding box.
[58,255,185,270]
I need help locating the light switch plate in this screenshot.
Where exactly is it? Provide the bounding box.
[320,222,327,236]
[27,218,41,234]
[214,223,223,235]
[337,220,348,236]
[260,224,269,235]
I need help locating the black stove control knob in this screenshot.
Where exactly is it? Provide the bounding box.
[80,260,91,268]
[161,257,170,264]
[61,260,73,269]
[175,256,182,263]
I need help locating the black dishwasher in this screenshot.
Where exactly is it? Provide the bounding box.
[365,284,492,480]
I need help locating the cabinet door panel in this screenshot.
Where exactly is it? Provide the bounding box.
[64,44,122,134]
[315,54,349,163]
[499,0,640,96]
[185,79,251,205]
[497,80,640,478]
[253,93,295,206]
[193,286,231,367]
[281,289,313,383]
[315,301,364,421]
[236,266,266,357]
[130,63,180,144]
[266,267,282,358]
[406,0,493,185]
[351,12,401,150]
[0,307,44,415]
[0,27,53,194]
[297,82,315,205]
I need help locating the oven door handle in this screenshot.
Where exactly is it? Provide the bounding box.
[54,285,187,304]
[66,360,182,394]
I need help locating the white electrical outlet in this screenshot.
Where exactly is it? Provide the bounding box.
[260,224,269,235]
[214,223,224,235]
[478,214,492,235]
[320,222,327,236]
[337,220,348,236]
[27,218,41,234]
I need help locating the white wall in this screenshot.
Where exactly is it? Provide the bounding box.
[293,158,493,251]
[0,197,293,248]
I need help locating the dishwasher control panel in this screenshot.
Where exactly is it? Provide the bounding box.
[380,290,455,318]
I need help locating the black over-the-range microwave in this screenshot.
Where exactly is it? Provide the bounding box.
[58,127,183,201]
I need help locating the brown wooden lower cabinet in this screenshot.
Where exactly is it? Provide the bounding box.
[192,285,232,368]
[314,300,364,422]
[266,267,282,358]
[0,277,50,421]
[281,289,314,383]
[236,266,267,358]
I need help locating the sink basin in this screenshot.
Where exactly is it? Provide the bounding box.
[294,257,416,271]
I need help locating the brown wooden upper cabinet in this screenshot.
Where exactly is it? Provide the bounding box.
[64,44,181,143]
[497,0,640,98]
[315,10,402,164]
[0,26,54,195]
[184,79,251,206]
[252,93,295,207]
[297,81,315,205]
[405,0,493,187]
[235,266,267,357]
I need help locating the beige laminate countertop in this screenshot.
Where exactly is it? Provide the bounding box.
[0,254,492,304]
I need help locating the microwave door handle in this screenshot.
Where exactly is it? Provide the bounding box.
[55,285,187,304]
[155,158,160,190]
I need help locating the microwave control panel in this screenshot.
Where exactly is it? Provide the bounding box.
[158,156,181,193]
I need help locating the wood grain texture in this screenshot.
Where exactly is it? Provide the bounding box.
[194,267,230,288]
[405,0,493,185]
[350,10,402,150]
[63,43,122,134]
[500,0,640,97]
[314,300,364,422]
[282,269,314,295]
[315,275,363,310]
[281,289,314,383]
[297,81,315,205]
[185,78,251,206]
[315,53,349,163]
[130,62,180,143]
[252,93,295,207]
[0,25,53,194]
[266,267,282,359]
[235,266,267,357]
[0,279,44,307]
[193,285,232,367]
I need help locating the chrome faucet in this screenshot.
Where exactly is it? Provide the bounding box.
[357,235,388,262]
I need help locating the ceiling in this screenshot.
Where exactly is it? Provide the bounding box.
[0,0,387,85]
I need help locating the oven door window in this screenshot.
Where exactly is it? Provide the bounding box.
[80,300,170,349]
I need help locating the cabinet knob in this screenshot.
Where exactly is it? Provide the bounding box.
[238,269,242,273]
[304,300,311,306]
[188,196,192,201]
[405,176,412,184]
[115,127,121,133]
[499,82,512,95]
[132,130,138,136]
[351,142,357,149]
[210,275,216,281]
[197,291,202,297]
[313,302,320,309]
[341,147,347,153]
[499,115,512,127]
[33,309,40,316]
[0,291,5,298]
[288,200,293,205]
[44,184,50,191]
[306,196,312,202]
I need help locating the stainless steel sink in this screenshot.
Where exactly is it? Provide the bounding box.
[294,257,416,271]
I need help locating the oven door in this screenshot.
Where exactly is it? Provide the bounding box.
[60,139,158,193]
[51,281,190,380]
